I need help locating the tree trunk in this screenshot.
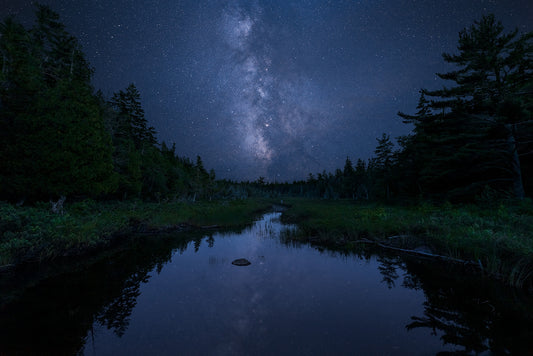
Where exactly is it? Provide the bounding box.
[505,124,525,199]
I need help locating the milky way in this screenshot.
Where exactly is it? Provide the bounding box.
[3,0,532,181]
[216,3,332,180]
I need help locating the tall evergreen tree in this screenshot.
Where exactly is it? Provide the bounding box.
[108,84,159,198]
[0,6,115,200]
[342,157,356,198]
[398,93,447,197]
[110,84,156,150]
[400,15,533,199]
[353,158,369,199]
[0,18,43,199]
[374,133,395,199]
[32,4,92,86]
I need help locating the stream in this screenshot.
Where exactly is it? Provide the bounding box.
[0,212,532,355]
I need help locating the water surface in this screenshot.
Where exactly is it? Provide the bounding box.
[1,212,532,355]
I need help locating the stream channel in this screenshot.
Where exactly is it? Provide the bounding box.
[1,212,532,355]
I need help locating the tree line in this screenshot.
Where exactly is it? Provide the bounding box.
[0,5,214,202]
[249,15,533,202]
[1,7,531,204]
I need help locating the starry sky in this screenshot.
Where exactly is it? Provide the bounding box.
[3,0,532,181]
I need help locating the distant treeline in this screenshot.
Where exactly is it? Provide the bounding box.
[1,7,532,203]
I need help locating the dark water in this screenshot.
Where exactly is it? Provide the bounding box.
[1,212,532,355]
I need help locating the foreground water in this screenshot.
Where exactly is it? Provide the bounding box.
[1,212,532,355]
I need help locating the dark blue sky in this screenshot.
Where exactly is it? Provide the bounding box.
[3,0,532,181]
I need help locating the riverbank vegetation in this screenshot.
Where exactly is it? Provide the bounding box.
[0,199,272,267]
[280,198,533,289]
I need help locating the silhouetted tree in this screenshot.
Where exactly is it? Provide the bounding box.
[400,15,533,199]
[373,133,395,199]
[0,6,115,200]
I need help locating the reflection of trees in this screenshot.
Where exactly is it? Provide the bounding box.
[0,231,214,355]
[375,254,533,355]
[2,229,532,355]
[407,302,490,354]
[96,270,146,337]
[194,236,202,252]
[93,233,212,338]
[207,235,215,248]
[377,256,400,289]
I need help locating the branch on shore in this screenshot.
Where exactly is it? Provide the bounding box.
[356,238,479,267]
[200,225,220,229]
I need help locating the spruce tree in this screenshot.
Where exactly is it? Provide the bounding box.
[374,133,395,199]
[353,158,369,199]
[0,7,116,200]
[110,83,156,151]
[342,157,356,198]
[109,84,155,198]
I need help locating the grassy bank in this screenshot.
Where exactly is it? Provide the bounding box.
[280,198,533,289]
[3,197,532,289]
[0,198,273,267]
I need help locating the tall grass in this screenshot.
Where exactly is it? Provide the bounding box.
[280,198,533,289]
[0,198,273,266]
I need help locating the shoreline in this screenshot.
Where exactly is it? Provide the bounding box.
[0,199,274,270]
[279,198,533,292]
[2,197,532,292]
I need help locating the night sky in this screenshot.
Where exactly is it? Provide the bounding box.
[3,1,532,182]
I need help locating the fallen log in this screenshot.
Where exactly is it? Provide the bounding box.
[355,238,478,267]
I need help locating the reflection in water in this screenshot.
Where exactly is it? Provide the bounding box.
[0,232,193,355]
[96,270,143,337]
[0,212,531,355]
[370,255,533,355]
[377,255,401,289]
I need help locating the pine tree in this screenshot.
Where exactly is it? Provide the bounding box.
[32,4,92,85]
[0,7,115,200]
[108,84,160,198]
[29,79,117,197]
[110,83,156,151]
[400,15,533,199]
[353,159,369,200]
[342,157,355,198]
[374,134,395,199]
[0,17,43,199]
[398,93,446,197]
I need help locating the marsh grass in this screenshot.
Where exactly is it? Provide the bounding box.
[256,219,276,238]
[0,198,273,266]
[280,198,533,289]
[3,197,532,288]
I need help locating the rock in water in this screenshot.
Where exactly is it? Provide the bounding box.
[231,258,251,266]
